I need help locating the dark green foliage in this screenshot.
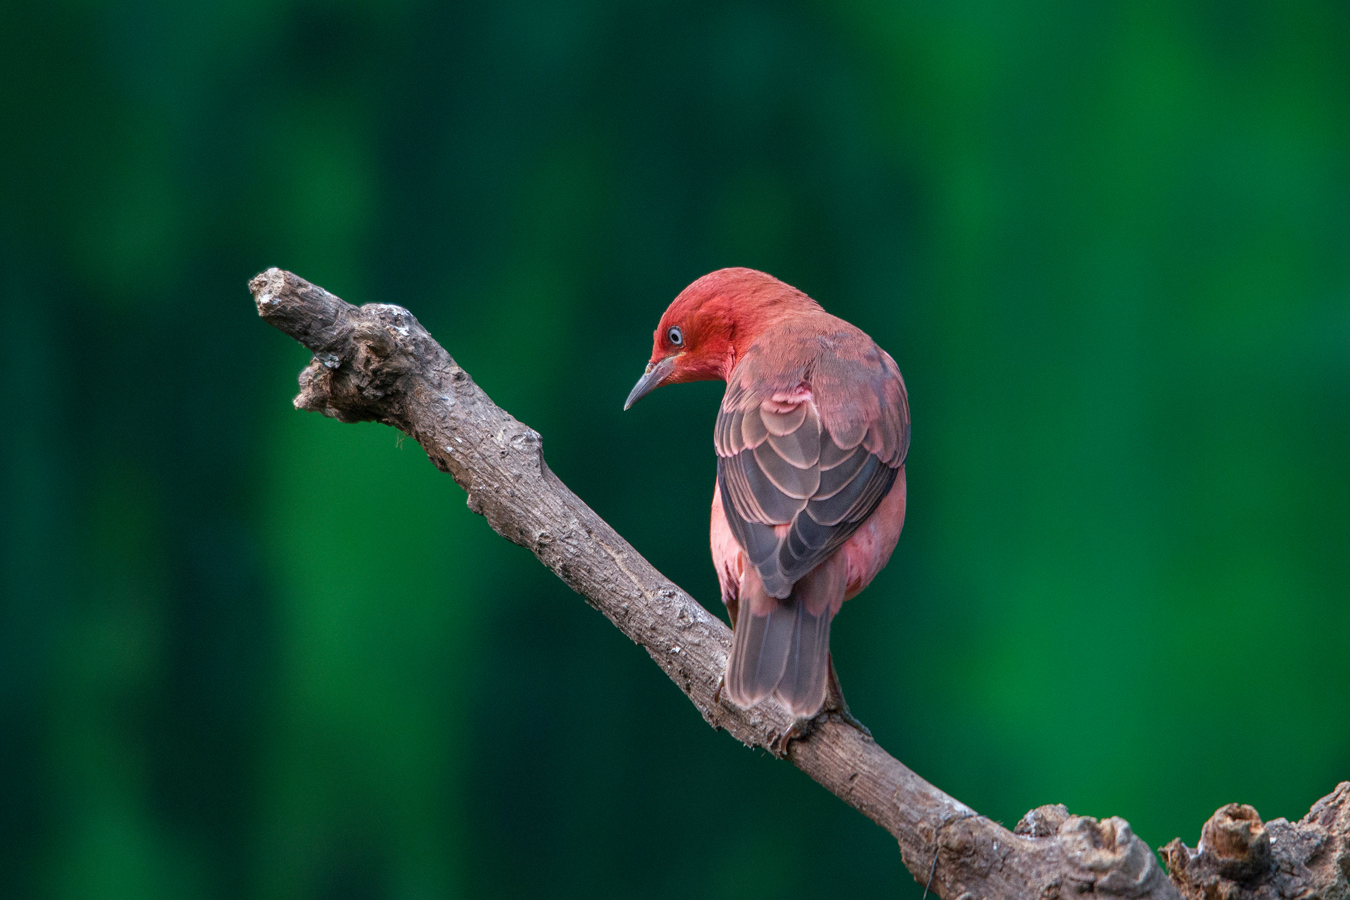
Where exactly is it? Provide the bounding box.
[1,1,1348,897]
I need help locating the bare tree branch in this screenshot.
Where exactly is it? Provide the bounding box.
[251,267,1348,900]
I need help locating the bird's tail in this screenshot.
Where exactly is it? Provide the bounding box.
[725,558,845,717]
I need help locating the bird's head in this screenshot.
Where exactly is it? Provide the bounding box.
[624,267,819,409]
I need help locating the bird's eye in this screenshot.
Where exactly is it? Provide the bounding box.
[667,326,684,347]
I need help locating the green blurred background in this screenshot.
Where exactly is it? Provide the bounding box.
[3,1,1349,897]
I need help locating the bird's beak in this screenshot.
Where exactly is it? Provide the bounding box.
[624,355,680,410]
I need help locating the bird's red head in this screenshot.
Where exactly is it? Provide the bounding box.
[624,267,821,409]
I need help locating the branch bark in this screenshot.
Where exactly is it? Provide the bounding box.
[251,268,1349,900]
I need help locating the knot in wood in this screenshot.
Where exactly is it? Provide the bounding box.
[354,322,396,359]
[1198,804,1271,881]
[1060,815,1168,897]
[1016,804,1071,838]
[502,427,544,475]
[940,819,979,857]
[509,428,542,453]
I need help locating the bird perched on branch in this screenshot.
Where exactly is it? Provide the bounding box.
[625,268,909,718]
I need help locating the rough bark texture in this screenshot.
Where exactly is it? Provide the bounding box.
[1161,786,1350,899]
[251,267,1349,900]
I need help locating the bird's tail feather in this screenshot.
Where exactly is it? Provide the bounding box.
[725,560,842,717]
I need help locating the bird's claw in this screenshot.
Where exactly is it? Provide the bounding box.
[768,713,816,757]
[822,658,871,737]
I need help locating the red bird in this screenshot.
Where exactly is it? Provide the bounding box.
[625,268,909,717]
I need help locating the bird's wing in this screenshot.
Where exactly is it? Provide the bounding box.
[715,327,909,599]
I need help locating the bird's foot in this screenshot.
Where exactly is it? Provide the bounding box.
[767,713,816,757]
[822,658,871,737]
[767,659,871,754]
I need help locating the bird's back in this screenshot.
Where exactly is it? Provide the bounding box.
[712,314,909,714]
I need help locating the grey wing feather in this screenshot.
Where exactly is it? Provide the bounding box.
[714,333,908,599]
